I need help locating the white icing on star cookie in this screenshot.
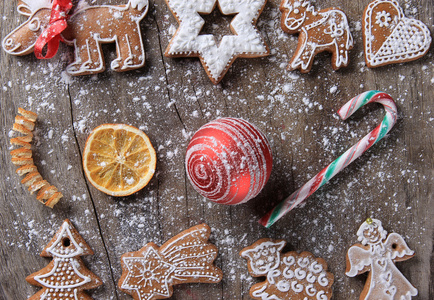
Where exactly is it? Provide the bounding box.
[363,0,431,68]
[118,224,223,300]
[164,0,269,84]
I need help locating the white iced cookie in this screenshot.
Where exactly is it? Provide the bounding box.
[164,0,270,84]
[363,0,431,68]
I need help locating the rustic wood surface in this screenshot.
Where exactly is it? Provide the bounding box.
[0,0,432,299]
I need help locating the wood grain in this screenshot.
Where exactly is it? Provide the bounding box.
[1,0,432,299]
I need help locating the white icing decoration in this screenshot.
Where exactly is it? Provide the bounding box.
[46,222,84,258]
[18,0,51,14]
[375,11,392,27]
[120,225,222,299]
[282,255,295,266]
[291,281,304,293]
[276,280,290,292]
[65,0,148,75]
[316,291,328,300]
[363,0,432,67]
[282,266,294,279]
[346,218,418,299]
[165,0,269,83]
[306,283,317,296]
[267,269,281,285]
[34,257,91,291]
[121,246,175,299]
[242,240,333,299]
[281,0,353,72]
[241,240,285,275]
[294,267,306,280]
[317,273,329,287]
[2,0,148,74]
[309,261,323,273]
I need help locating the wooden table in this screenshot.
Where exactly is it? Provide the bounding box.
[1,0,432,299]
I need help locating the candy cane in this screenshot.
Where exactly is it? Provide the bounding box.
[259,90,397,228]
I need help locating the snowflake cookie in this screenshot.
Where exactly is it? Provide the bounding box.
[26,219,102,300]
[346,218,418,299]
[363,0,431,68]
[164,0,270,84]
[118,223,222,300]
[240,238,334,300]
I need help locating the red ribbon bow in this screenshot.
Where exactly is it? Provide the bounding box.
[34,0,73,59]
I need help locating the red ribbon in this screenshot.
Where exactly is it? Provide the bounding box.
[34,0,73,59]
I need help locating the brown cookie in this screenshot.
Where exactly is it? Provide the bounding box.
[26,219,103,300]
[2,0,149,75]
[346,218,418,299]
[118,223,223,300]
[164,0,269,84]
[280,0,353,73]
[240,238,334,300]
[363,0,431,68]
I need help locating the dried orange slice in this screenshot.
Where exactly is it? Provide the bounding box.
[82,124,156,197]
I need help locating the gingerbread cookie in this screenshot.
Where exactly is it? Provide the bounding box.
[346,218,418,299]
[280,0,353,73]
[118,223,222,299]
[10,108,63,207]
[240,239,334,300]
[363,0,431,68]
[26,219,102,300]
[2,0,149,75]
[164,0,269,84]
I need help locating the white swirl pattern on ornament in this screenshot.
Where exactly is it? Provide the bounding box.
[186,118,272,205]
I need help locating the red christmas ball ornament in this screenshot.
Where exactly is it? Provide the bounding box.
[185,118,272,205]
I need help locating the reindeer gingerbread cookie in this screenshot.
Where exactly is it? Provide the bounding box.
[240,238,334,300]
[346,218,418,299]
[2,0,149,75]
[280,0,353,73]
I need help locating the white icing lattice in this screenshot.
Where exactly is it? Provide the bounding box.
[363,0,431,67]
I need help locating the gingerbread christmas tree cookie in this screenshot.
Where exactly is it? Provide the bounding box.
[118,223,222,300]
[346,218,418,299]
[26,219,102,300]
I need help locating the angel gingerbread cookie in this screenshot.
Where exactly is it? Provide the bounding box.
[240,238,334,300]
[164,0,269,84]
[363,0,431,68]
[2,0,149,75]
[118,223,222,300]
[26,219,102,300]
[346,218,418,299]
[280,0,353,73]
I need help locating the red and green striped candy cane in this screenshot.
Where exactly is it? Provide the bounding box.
[259,90,397,228]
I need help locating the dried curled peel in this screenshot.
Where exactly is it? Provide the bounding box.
[83,124,156,197]
[10,108,62,207]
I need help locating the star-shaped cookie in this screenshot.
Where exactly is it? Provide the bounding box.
[118,224,222,300]
[165,0,270,84]
[120,244,175,299]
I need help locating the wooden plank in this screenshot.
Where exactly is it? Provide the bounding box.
[0,0,432,299]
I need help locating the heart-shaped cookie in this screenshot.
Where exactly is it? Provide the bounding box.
[363,0,431,68]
